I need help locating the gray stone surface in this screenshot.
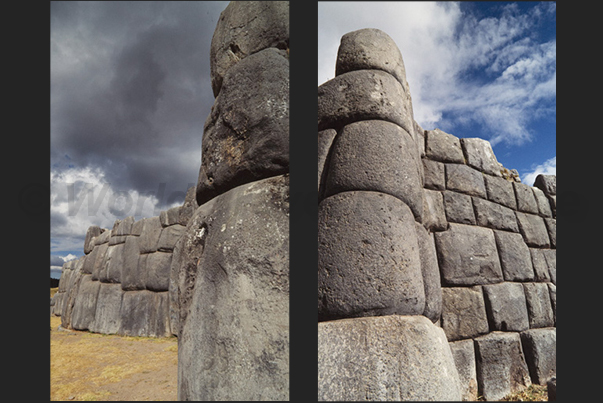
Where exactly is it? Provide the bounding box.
[131,218,144,236]
[317,69,414,135]
[423,158,446,190]
[94,228,111,245]
[425,129,464,163]
[544,217,556,248]
[441,286,489,341]
[474,332,532,401]
[324,120,423,220]
[90,242,108,281]
[533,174,556,196]
[336,28,410,94]
[434,223,503,286]
[103,243,124,284]
[415,223,442,323]
[529,248,552,282]
[318,191,425,321]
[138,216,163,254]
[120,236,144,291]
[82,244,98,274]
[483,282,530,332]
[449,339,478,401]
[446,163,487,198]
[177,175,289,401]
[119,290,171,337]
[318,315,462,401]
[513,182,539,214]
[461,137,502,177]
[145,251,173,292]
[532,187,553,218]
[494,230,534,281]
[89,282,123,334]
[520,328,556,385]
[523,282,554,329]
[547,376,556,401]
[484,174,517,210]
[71,275,101,331]
[443,190,476,225]
[160,206,181,227]
[548,283,556,324]
[197,48,289,206]
[473,197,519,232]
[516,212,551,248]
[209,1,289,97]
[84,225,102,254]
[543,249,556,284]
[422,188,447,232]
[157,224,185,252]
[318,128,337,196]
[178,186,198,226]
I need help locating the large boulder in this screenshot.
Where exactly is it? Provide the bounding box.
[209,1,289,97]
[441,286,489,341]
[71,275,101,331]
[324,120,423,220]
[118,290,171,337]
[196,47,289,206]
[89,282,123,335]
[176,175,289,401]
[318,191,425,321]
[318,315,462,401]
[520,328,556,385]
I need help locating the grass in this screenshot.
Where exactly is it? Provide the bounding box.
[477,384,548,401]
[50,315,177,401]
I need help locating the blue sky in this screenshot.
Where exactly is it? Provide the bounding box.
[318,1,556,185]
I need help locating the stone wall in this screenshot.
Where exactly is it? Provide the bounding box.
[317,28,555,401]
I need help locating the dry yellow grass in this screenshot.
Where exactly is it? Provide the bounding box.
[50,316,177,401]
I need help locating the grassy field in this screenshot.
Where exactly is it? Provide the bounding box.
[50,302,177,400]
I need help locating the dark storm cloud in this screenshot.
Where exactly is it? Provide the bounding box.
[51,1,229,208]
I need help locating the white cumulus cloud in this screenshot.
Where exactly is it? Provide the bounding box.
[521,156,556,186]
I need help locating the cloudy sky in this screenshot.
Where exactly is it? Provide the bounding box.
[51,1,229,276]
[318,1,556,185]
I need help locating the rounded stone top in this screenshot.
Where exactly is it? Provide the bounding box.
[336,28,409,93]
[210,1,289,97]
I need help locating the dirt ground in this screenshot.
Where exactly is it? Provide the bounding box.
[50,315,178,401]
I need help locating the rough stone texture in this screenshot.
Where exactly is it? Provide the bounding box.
[95,228,111,245]
[157,224,185,252]
[318,191,425,321]
[209,1,289,97]
[415,223,442,323]
[544,217,556,248]
[484,174,517,210]
[138,216,163,254]
[119,290,171,337]
[196,47,289,206]
[82,244,98,275]
[89,282,123,334]
[474,332,532,401]
[84,225,102,254]
[494,230,534,281]
[71,275,101,331]
[461,137,502,177]
[473,197,519,232]
[441,286,489,341]
[336,28,410,94]
[423,158,446,190]
[533,174,556,196]
[446,163,487,198]
[443,190,476,225]
[90,242,108,281]
[160,206,181,227]
[145,251,172,292]
[324,120,423,220]
[516,212,551,248]
[483,282,530,332]
[532,187,553,218]
[513,182,539,214]
[317,69,414,135]
[318,128,337,196]
[120,236,144,291]
[425,129,464,163]
[530,249,552,282]
[178,186,198,226]
[103,243,124,284]
[520,328,556,385]
[543,249,556,284]
[177,175,289,401]
[317,315,462,401]
[434,223,503,286]
[523,282,554,329]
[548,283,556,324]
[449,339,478,401]
[423,188,447,232]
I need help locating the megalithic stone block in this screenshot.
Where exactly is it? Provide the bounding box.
[120,236,144,291]
[318,191,425,321]
[196,47,289,206]
[118,290,171,337]
[209,1,289,97]
[318,128,337,197]
[177,175,289,401]
[71,275,101,331]
[324,120,424,220]
[415,222,442,323]
[318,315,462,401]
[89,282,123,335]
[317,69,414,135]
[84,225,102,254]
